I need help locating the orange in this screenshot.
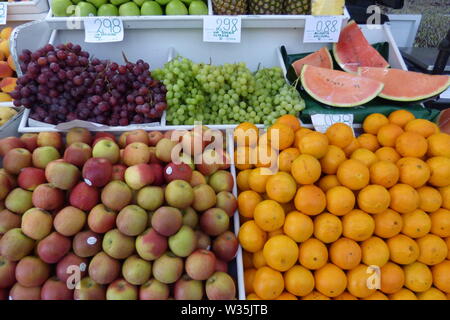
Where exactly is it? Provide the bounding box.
[318,175,341,192]
[446,237,450,259]
[342,209,375,241]
[360,236,390,267]
[235,146,256,171]
[301,291,331,300]
[351,148,378,167]
[277,148,300,172]
[294,185,326,216]
[375,147,401,163]
[404,118,439,138]
[283,211,314,243]
[430,208,450,237]
[432,260,450,293]
[314,263,347,297]
[243,250,253,269]
[334,292,358,300]
[427,156,450,187]
[417,234,448,266]
[337,159,370,190]
[238,220,267,253]
[427,133,450,158]
[253,266,284,300]
[362,291,388,300]
[343,138,360,157]
[397,157,430,188]
[255,143,278,168]
[404,262,432,293]
[299,131,329,159]
[329,237,362,270]
[417,288,447,300]
[346,264,376,298]
[263,235,298,272]
[238,190,262,218]
[388,109,415,128]
[252,250,267,268]
[369,161,399,188]
[275,292,298,300]
[363,113,389,135]
[380,262,405,294]
[268,228,284,238]
[298,238,328,270]
[357,184,391,214]
[248,167,272,193]
[234,122,258,147]
[402,209,430,239]
[276,114,301,132]
[389,184,420,214]
[389,288,417,300]
[326,186,355,216]
[284,265,314,297]
[247,293,262,300]
[441,186,450,210]
[374,209,403,239]
[417,186,442,212]
[254,200,285,232]
[267,123,295,151]
[265,172,296,203]
[377,123,404,147]
[395,131,428,158]
[237,169,252,191]
[314,213,342,243]
[294,128,313,149]
[320,145,347,175]
[291,154,321,184]
[326,123,354,149]
[244,268,257,294]
[387,234,419,265]
[357,134,380,152]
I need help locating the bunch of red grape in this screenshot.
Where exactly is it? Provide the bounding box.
[10,43,167,126]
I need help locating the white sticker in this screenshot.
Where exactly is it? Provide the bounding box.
[203,16,241,43]
[303,15,343,43]
[84,17,124,43]
[79,263,87,272]
[87,237,97,245]
[0,3,7,25]
[311,114,354,134]
[165,166,172,175]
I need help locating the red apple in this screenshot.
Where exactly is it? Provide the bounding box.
[56,253,88,283]
[139,279,169,300]
[3,148,32,175]
[124,164,155,190]
[181,131,206,156]
[73,231,102,258]
[185,249,216,281]
[148,131,163,146]
[212,231,238,262]
[20,133,38,152]
[0,174,11,201]
[164,162,193,183]
[101,181,132,211]
[45,160,80,190]
[18,168,46,191]
[148,163,164,186]
[174,274,203,300]
[0,209,20,234]
[118,132,132,148]
[149,146,163,165]
[215,259,228,273]
[126,129,149,146]
[135,228,167,261]
[70,182,100,211]
[63,142,92,167]
[0,137,26,157]
[151,207,182,237]
[41,277,73,300]
[88,252,121,285]
[189,171,207,187]
[215,191,238,217]
[0,169,16,189]
[53,206,87,237]
[37,232,71,264]
[112,164,126,181]
[196,149,221,176]
[200,208,230,236]
[106,278,138,300]
[74,277,106,300]
[32,184,65,211]
[205,272,236,300]
[94,132,116,143]
[15,256,50,287]
[0,256,16,288]
[195,230,211,250]
[88,204,117,234]
[9,283,41,300]
[82,157,113,187]
[37,132,63,149]
[66,127,92,146]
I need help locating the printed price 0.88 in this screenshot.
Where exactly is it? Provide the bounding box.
[315,19,338,33]
[216,18,238,33]
[95,18,122,36]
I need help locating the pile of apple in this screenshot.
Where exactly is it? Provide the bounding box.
[0,127,238,300]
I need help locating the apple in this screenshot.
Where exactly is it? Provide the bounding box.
[93,136,115,147]
[111,164,127,181]
[148,131,163,146]
[148,147,161,165]
[215,191,237,217]
[205,272,236,300]
[74,277,106,300]
[168,225,197,257]
[122,255,152,286]
[215,259,228,273]
[135,228,167,261]
[45,160,80,190]
[151,206,182,236]
[32,183,65,211]
[208,170,234,193]
[179,153,195,170]
[139,278,169,300]
[192,184,216,212]
[195,230,211,250]
[82,157,112,187]
[106,278,138,300]
[0,228,35,261]
[3,148,32,175]
[165,180,194,209]
[0,209,20,234]
[56,252,88,284]
[189,170,207,187]
[88,252,121,285]
[9,283,41,300]
[116,205,148,236]
[118,132,132,149]
[218,150,232,170]
[123,142,150,166]
[5,188,33,214]
[32,146,60,169]
[155,138,178,162]
[124,164,155,190]
[0,174,11,201]
[88,204,117,234]
[164,162,193,183]
[196,149,221,176]
[73,231,102,258]
[136,186,164,211]
[66,127,92,146]
[181,131,208,156]
[69,182,99,212]
[101,181,132,211]
[21,208,53,240]
[63,142,92,167]
[200,208,230,236]
[53,206,87,236]
[41,277,73,300]
[92,139,120,164]
[185,249,216,281]
[17,168,46,191]
[174,275,203,300]
[15,256,50,287]
[152,252,183,284]
[94,132,115,143]
[0,137,26,156]
[126,129,149,146]
[102,229,135,260]
[37,232,71,264]
[20,133,38,152]
[0,255,16,288]
[149,163,164,186]
[181,207,198,229]
[0,169,16,188]
[37,132,63,149]
[212,231,238,262]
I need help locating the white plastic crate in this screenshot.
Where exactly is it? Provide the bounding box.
[6,0,49,15]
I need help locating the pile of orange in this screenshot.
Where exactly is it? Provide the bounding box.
[237,111,450,300]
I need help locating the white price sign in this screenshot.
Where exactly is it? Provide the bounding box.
[311,114,354,133]
[303,15,343,43]
[203,16,241,43]
[0,3,7,25]
[84,17,124,43]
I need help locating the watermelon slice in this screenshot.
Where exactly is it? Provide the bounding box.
[333,21,389,74]
[358,67,450,102]
[301,65,384,107]
[292,47,333,76]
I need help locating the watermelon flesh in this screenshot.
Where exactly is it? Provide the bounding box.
[333,20,389,74]
[358,67,450,102]
[301,65,384,107]
[292,47,333,76]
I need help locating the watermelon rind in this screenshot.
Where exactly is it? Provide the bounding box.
[301,65,384,108]
[292,47,333,76]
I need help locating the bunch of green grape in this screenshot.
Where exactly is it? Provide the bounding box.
[153,57,305,126]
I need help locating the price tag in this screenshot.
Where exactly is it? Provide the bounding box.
[303,15,343,43]
[0,3,7,25]
[84,17,124,43]
[311,114,354,133]
[203,16,241,43]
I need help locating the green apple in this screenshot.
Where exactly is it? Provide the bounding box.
[165,0,188,15]
[87,0,108,8]
[119,2,141,15]
[156,0,171,5]
[98,3,119,16]
[189,0,207,15]
[76,2,97,16]
[181,0,194,4]
[72,0,83,4]
[133,0,146,7]
[51,0,73,16]
[141,1,163,15]
[110,0,129,6]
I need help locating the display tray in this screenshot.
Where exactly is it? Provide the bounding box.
[6,0,49,15]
